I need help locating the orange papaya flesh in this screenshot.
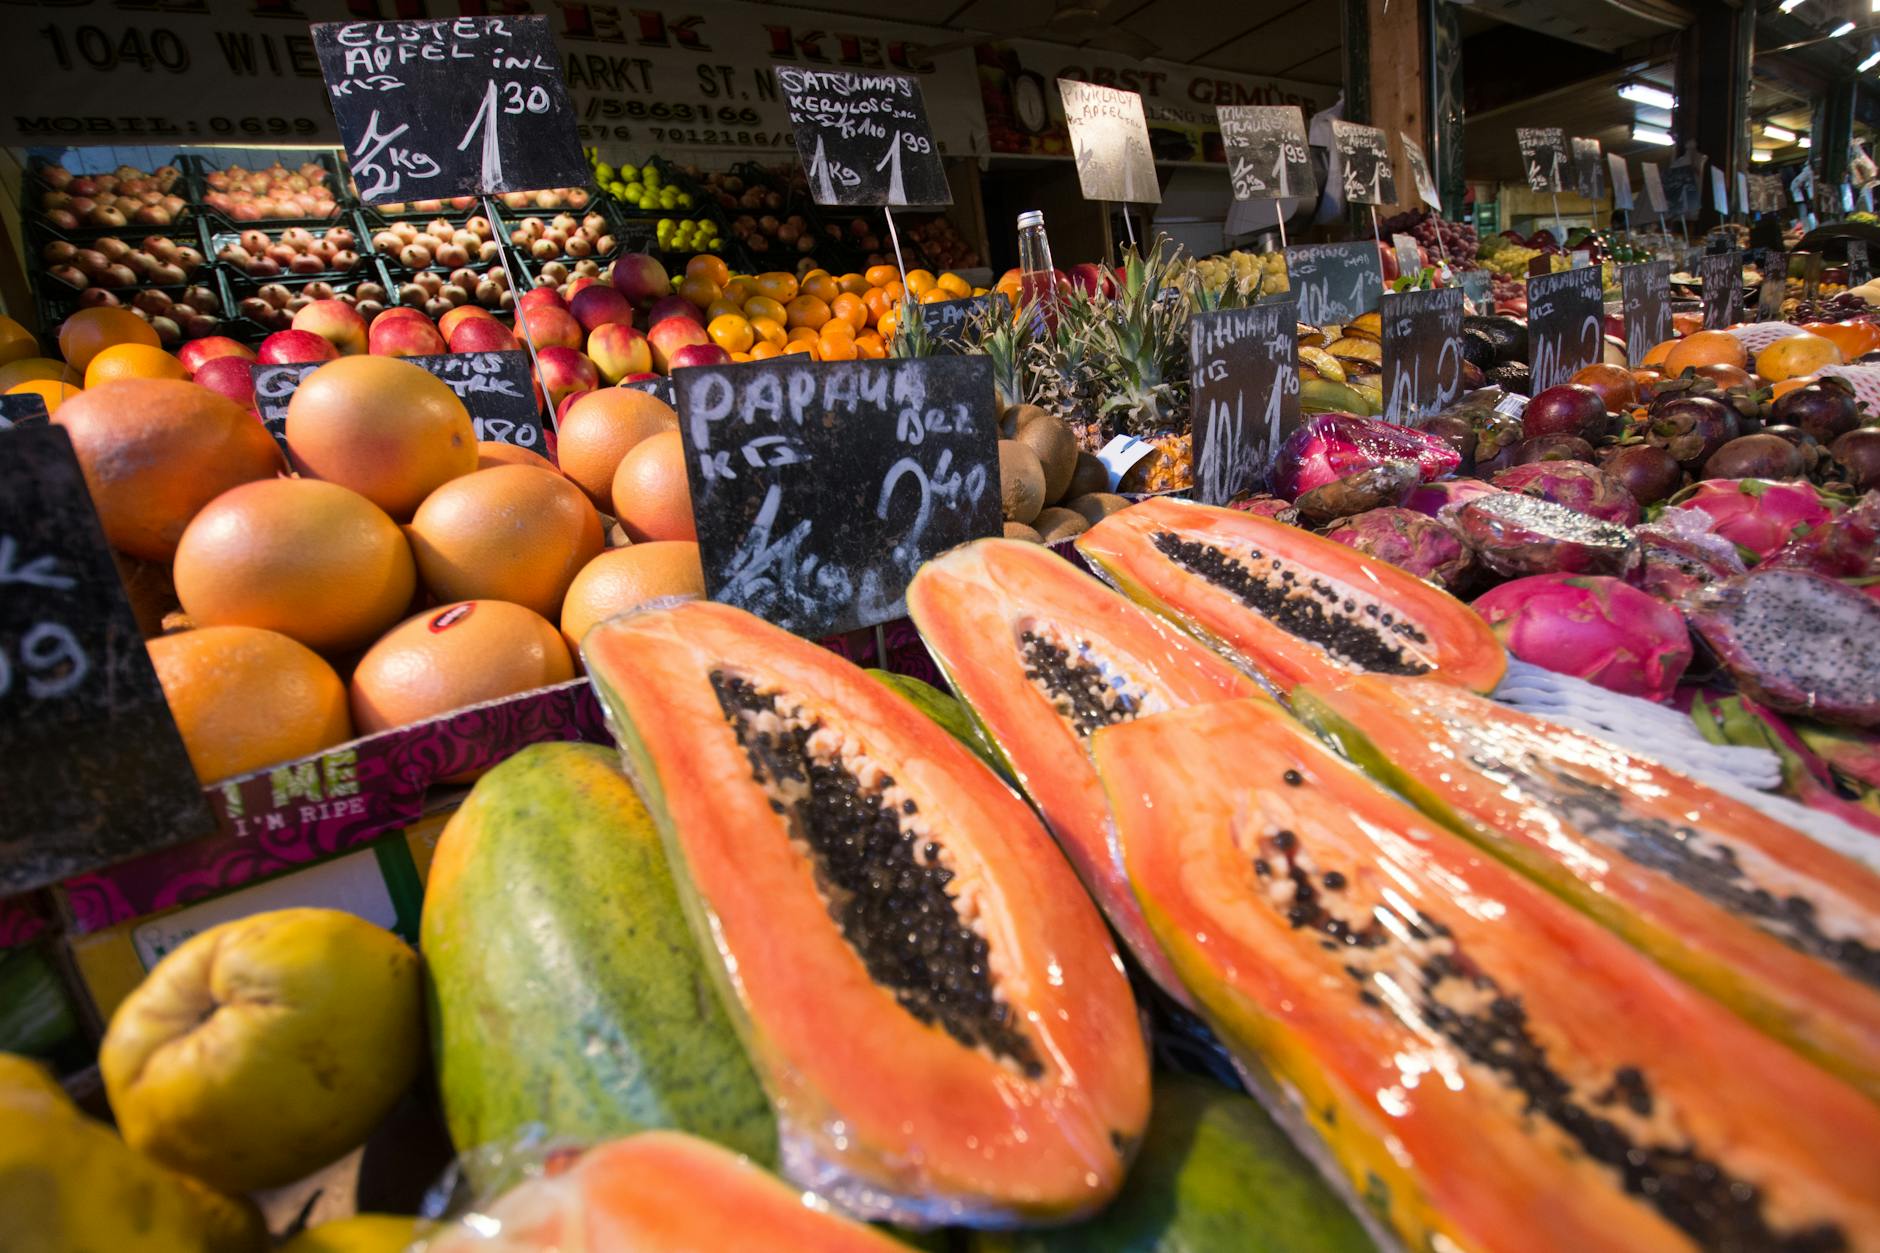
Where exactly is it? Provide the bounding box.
[582,600,1150,1227]
[423,1130,914,1252]
[1092,698,1880,1253]
[906,537,1263,1007]
[1075,496,1505,696]
[1295,675,1880,1105]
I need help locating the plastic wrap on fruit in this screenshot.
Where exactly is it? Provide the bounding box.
[1472,573,1690,702]
[417,1131,913,1252]
[580,600,1151,1228]
[1631,506,1748,604]
[1090,695,1880,1253]
[1684,568,1880,728]
[1269,414,1462,503]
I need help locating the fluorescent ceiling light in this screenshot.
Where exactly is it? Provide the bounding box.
[1861,48,1880,70]
[1632,125,1675,147]
[1764,123,1798,141]
[1752,150,1773,163]
[1779,0,1804,10]
[1801,136,1813,148]
[1618,82,1677,111]
[1832,20,1857,36]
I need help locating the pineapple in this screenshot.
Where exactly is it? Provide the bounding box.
[1084,238,1196,490]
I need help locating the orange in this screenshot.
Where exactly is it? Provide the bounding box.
[722,277,756,306]
[837,272,870,296]
[1670,310,1705,338]
[864,264,900,288]
[0,356,80,392]
[705,298,745,324]
[904,269,937,298]
[54,379,284,561]
[148,626,351,784]
[917,288,951,305]
[477,440,557,472]
[855,331,887,360]
[677,275,721,309]
[559,541,705,652]
[749,317,788,349]
[818,317,855,340]
[556,388,679,512]
[753,272,798,303]
[729,351,752,363]
[685,254,731,288]
[800,272,839,304]
[0,314,37,365]
[349,600,573,737]
[742,295,787,326]
[406,464,603,620]
[863,286,894,323]
[937,272,972,298]
[817,334,859,361]
[749,342,783,360]
[84,342,188,388]
[6,377,80,416]
[786,325,820,346]
[59,307,159,371]
[878,309,900,341]
[284,356,476,520]
[1757,333,1844,383]
[782,341,819,360]
[881,280,905,304]
[785,295,830,330]
[1640,338,1674,368]
[1802,321,1880,361]
[708,314,755,354]
[1662,329,1749,377]
[611,429,695,544]
[830,293,869,332]
[173,478,416,655]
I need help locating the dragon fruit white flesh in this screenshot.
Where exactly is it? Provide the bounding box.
[1450,492,1640,578]
[1490,460,1643,526]
[1322,506,1475,589]
[1271,414,1462,501]
[1683,568,1880,727]
[1474,574,1692,702]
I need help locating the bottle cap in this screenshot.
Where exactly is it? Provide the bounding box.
[1017,210,1045,230]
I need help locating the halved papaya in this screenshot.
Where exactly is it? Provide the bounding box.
[583,601,1150,1227]
[422,1130,913,1252]
[1076,497,1504,694]
[1092,698,1880,1253]
[1295,675,1880,1104]
[907,537,1263,1004]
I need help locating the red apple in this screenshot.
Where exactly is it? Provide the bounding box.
[450,316,520,354]
[516,304,583,351]
[569,284,634,334]
[611,253,669,310]
[257,329,339,365]
[516,286,566,314]
[368,313,447,358]
[192,355,259,408]
[291,298,369,356]
[534,345,600,413]
[176,335,256,375]
[668,343,731,370]
[646,293,703,329]
[646,316,712,373]
[436,304,491,342]
[586,322,652,383]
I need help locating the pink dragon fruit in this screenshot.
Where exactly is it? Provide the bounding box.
[1322,506,1475,589]
[1271,414,1462,501]
[1684,568,1880,727]
[1489,460,1642,526]
[1473,574,1692,702]
[1402,477,1500,518]
[1450,493,1640,577]
[1666,478,1840,561]
[1762,490,1880,581]
[1633,528,1747,604]
[1225,493,1302,525]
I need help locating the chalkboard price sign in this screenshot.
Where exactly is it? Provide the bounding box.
[1189,300,1300,505]
[674,357,1001,639]
[918,294,1009,352]
[1517,127,1567,193]
[1217,105,1314,202]
[1380,286,1464,426]
[1699,251,1743,330]
[777,67,950,208]
[1059,79,1161,204]
[623,375,678,407]
[1284,242,1383,326]
[1401,133,1440,210]
[0,425,214,893]
[311,17,586,204]
[1331,120,1395,206]
[1524,267,1605,393]
[256,350,544,452]
[1621,261,1673,365]
[1663,164,1699,219]
[1572,138,1605,199]
[0,392,50,430]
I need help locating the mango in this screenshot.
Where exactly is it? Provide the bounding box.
[100,907,423,1195]
[279,1213,424,1252]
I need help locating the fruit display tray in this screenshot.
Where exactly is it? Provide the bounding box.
[23,153,199,244]
[188,148,351,230]
[217,257,398,346]
[202,215,372,284]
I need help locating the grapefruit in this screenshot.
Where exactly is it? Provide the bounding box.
[556,388,678,511]
[6,377,80,416]
[147,626,352,784]
[1662,329,1749,377]
[59,307,159,371]
[559,541,705,652]
[84,342,188,388]
[0,313,37,365]
[283,356,476,519]
[1641,339,1674,368]
[349,601,574,735]
[476,440,557,472]
[54,379,285,561]
[406,465,603,620]
[611,430,696,542]
[0,357,80,393]
[172,478,417,655]
[1757,333,1844,383]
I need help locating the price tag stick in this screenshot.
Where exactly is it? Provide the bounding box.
[1275,209,1288,251]
[484,193,561,434]
[1119,203,1137,251]
[1551,191,1565,248]
[1369,205,1383,269]
[882,205,913,314]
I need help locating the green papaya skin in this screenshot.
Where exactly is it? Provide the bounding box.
[972,1077,1375,1253]
[423,743,775,1184]
[865,669,1014,780]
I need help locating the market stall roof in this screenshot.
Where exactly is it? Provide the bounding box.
[1458,0,1690,52]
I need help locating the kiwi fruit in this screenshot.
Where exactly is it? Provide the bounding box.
[1066,492,1130,526]
[999,439,1046,525]
[1003,402,1051,440]
[1033,506,1090,543]
[1064,450,1109,500]
[1003,521,1043,543]
[1016,413,1080,504]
